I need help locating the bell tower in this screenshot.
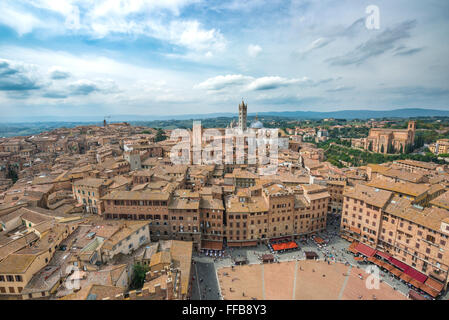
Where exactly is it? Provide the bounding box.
[408,120,416,146]
[238,99,247,132]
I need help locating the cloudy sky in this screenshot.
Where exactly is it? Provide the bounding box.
[0,0,448,120]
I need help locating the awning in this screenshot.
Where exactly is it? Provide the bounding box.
[270,236,292,243]
[404,267,427,284]
[355,243,376,257]
[375,250,391,260]
[388,257,410,271]
[201,240,223,250]
[408,290,427,300]
[262,254,274,262]
[409,278,423,289]
[241,241,258,247]
[376,260,388,268]
[305,251,318,259]
[382,263,395,272]
[425,277,444,292]
[348,241,359,254]
[354,256,365,261]
[400,273,412,282]
[272,241,298,251]
[390,268,403,277]
[368,257,384,268]
[227,242,242,247]
[420,284,440,298]
[314,237,325,244]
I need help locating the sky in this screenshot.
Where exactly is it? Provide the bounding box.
[0,0,448,120]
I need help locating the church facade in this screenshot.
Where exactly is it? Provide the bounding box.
[352,121,416,154]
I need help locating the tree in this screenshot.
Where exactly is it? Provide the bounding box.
[399,145,403,154]
[404,144,413,154]
[131,264,149,289]
[6,166,18,183]
[155,128,167,142]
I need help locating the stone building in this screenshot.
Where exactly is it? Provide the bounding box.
[352,121,416,154]
[341,183,449,290]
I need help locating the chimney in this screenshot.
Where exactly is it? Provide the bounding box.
[166,277,174,300]
[309,175,315,185]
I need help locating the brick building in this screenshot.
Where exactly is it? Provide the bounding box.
[341,183,449,289]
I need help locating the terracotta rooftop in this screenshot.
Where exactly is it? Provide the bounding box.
[102,221,149,250]
[73,178,112,188]
[366,178,430,197]
[102,190,170,201]
[395,159,438,170]
[0,253,38,274]
[168,240,193,296]
[168,198,200,210]
[385,196,449,232]
[344,183,393,209]
[430,191,449,210]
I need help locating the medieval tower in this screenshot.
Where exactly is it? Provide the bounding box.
[238,99,247,132]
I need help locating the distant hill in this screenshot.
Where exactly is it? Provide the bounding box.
[258,108,449,120]
[2,108,448,123]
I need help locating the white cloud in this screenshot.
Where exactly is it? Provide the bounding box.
[68,79,118,95]
[295,37,334,57]
[89,0,199,17]
[195,74,253,91]
[0,58,46,92]
[48,66,71,80]
[195,74,313,92]
[1,0,224,54]
[247,44,262,57]
[0,3,43,36]
[246,76,307,91]
[0,47,197,105]
[168,20,226,52]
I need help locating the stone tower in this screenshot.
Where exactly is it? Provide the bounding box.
[238,99,247,132]
[408,120,416,145]
[124,150,141,171]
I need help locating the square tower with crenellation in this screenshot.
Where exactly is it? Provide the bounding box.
[238,99,247,132]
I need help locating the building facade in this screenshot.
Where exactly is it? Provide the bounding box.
[352,121,416,154]
[341,183,449,289]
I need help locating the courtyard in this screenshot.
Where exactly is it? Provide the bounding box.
[191,214,436,300]
[217,259,408,300]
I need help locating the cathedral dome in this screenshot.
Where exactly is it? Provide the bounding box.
[250,120,264,129]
